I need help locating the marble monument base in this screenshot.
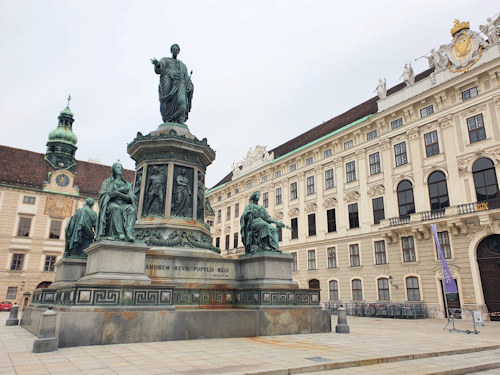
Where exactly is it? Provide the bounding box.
[51,257,87,288]
[77,240,151,285]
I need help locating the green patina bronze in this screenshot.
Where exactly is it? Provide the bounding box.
[96,162,137,242]
[64,198,97,258]
[151,44,193,124]
[240,191,290,254]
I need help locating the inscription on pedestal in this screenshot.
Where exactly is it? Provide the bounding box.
[145,261,233,280]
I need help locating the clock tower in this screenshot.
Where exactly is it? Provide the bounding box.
[45,96,78,169]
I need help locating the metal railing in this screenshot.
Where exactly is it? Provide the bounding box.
[458,198,500,215]
[389,214,411,227]
[421,208,446,221]
[325,302,428,319]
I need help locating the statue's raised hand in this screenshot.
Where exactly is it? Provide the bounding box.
[150,58,159,66]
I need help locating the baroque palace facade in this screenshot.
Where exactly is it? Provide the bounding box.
[207,19,500,319]
[0,100,134,306]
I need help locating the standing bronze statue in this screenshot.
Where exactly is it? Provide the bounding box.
[144,166,166,217]
[96,162,137,242]
[197,171,205,221]
[151,44,194,124]
[171,168,192,217]
[64,198,97,257]
[240,191,290,254]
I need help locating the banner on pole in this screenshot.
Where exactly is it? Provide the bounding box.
[431,224,458,294]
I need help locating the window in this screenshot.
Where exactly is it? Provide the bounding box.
[215,237,220,248]
[462,86,478,101]
[233,232,239,248]
[225,235,230,250]
[10,253,24,271]
[218,196,222,202]
[308,214,316,236]
[23,196,35,204]
[329,280,339,300]
[366,129,377,140]
[352,279,362,300]
[346,161,356,182]
[374,240,387,265]
[394,142,408,166]
[235,188,239,194]
[291,252,298,271]
[344,139,353,150]
[369,152,381,175]
[391,118,403,129]
[467,114,486,143]
[17,217,31,237]
[290,182,298,200]
[306,176,315,195]
[420,105,434,118]
[234,203,239,217]
[263,192,269,208]
[227,192,231,198]
[291,218,298,239]
[274,170,281,179]
[406,277,420,301]
[372,197,385,225]
[305,157,313,165]
[226,207,231,221]
[327,247,337,268]
[397,180,415,218]
[49,220,62,239]
[327,209,337,232]
[275,187,282,205]
[324,149,332,158]
[217,210,221,223]
[472,158,499,202]
[348,203,359,229]
[424,131,439,157]
[44,255,57,272]
[437,231,452,259]
[378,278,390,301]
[349,244,360,267]
[289,164,296,172]
[247,181,253,189]
[262,175,268,183]
[402,236,416,262]
[428,171,449,210]
[325,169,334,189]
[6,287,17,299]
[277,226,282,241]
[307,250,316,270]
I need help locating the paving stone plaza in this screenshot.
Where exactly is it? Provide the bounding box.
[2,312,500,374]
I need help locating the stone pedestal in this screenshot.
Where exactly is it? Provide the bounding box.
[237,253,297,289]
[335,307,350,333]
[5,305,19,326]
[51,257,87,288]
[78,240,151,285]
[32,307,58,353]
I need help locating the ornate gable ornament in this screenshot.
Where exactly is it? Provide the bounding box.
[368,184,385,197]
[273,211,284,221]
[323,197,337,208]
[344,191,360,203]
[288,207,300,217]
[305,203,318,213]
[231,145,274,180]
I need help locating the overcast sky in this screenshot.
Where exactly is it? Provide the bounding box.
[0,1,497,187]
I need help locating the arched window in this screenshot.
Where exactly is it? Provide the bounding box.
[377,278,390,301]
[428,171,449,210]
[309,279,320,289]
[329,280,339,300]
[352,279,362,301]
[397,180,415,218]
[472,158,499,203]
[406,277,420,301]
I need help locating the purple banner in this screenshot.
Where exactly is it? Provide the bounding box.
[431,224,458,294]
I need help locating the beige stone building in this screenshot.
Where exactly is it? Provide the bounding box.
[0,101,134,306]
[207,21,500,319]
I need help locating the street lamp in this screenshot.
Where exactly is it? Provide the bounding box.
[20,281,26,290]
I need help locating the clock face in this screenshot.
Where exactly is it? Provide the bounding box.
[55,174,70,187]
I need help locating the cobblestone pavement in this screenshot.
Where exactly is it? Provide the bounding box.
[1,311,499,374]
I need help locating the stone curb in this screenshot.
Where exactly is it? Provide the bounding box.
[246,344,500,375]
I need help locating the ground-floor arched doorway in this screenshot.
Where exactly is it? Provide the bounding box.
[477,234,500,321]
[308,279,320,299]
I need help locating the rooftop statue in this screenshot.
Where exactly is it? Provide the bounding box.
[151,44,194,124]
[400,63,415,86]
[416,48,447,71]
[374,78,387,99]
[240,191,290,254]
[480,13,500,45]
[64,198,97,257]
[96,162,137,242]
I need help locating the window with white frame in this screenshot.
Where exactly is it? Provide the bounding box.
[366,129,377,140]
[289,164,296,172]
[406,277,420,301]
[402,236,416,262]
[391,118,403,129]
[394,142,408,166]
[462,86,478,101]
[378,278,390,301]
[247,181,253,189]
[306,176,315,195]
[263,192,269,208]
[44,255,57,272]
[23,196,35,204]
[217,210,221,223]
[369,152,381,175]
[346,161,356,182]
[291,252,297,271]
[323,149,332,158]
[274,170,281,178]
[234,203,239,217]
[305,156,313,165]
[352,279,362,300]
[262,175,268,183]
[349,244,360,267]
[437,231,452,259]
[327,247,337,268]
[290,182,298,200]
[275,187,282,205]
[424,130,439,157]
[329,280,339,300]
[420,105,434,118]
[10,253,24,271]
[307,250,316,270]
[325,168,334,189]
[374,240,387,265]
[467,114,486,143]
[344,139,353,150]
[227,192,231,198]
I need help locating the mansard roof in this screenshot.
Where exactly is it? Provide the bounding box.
[0,145,135,198]
[210,68,433,190]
